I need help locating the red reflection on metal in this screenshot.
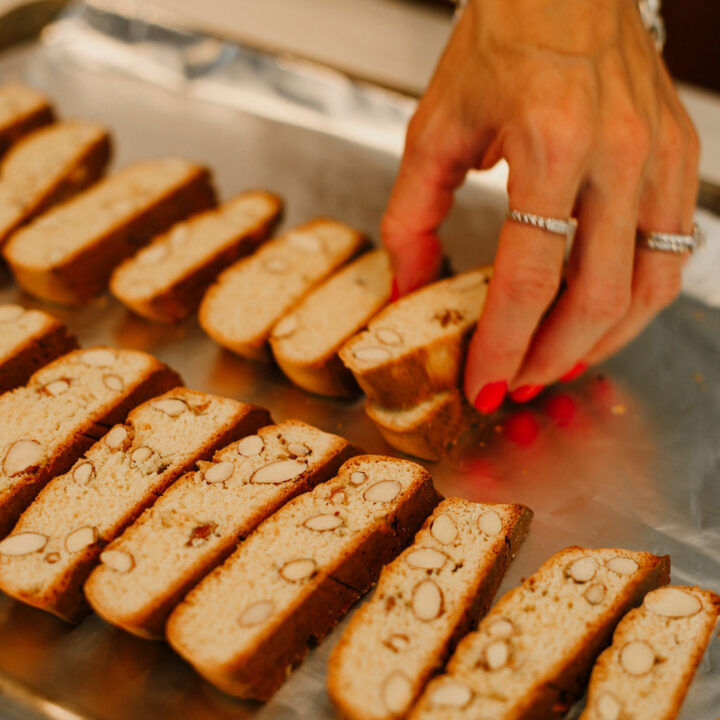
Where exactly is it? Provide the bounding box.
[504,410,539,445]
[545,393,576,426]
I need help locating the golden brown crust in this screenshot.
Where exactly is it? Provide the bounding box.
[366,391,477,461]
[0,320,78,394]
[6,401,272,623]
[339,270,491,409]
[167,456,440,700]
[110,192,284,323]
[5,166,216,306]
[84,432,358,639]
[327,501,533,720]
[0,128,112,247]
[199,218,369,360]
[578,586,720,720]
[409,547,671,720]
[0,102,53,158]
[274,351,360,398]
[0,351,182,537]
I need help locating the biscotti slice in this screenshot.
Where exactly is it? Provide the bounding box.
[0,347,181,536]
[110,191,283,323]
[367,389,478,461]
[409,547,671,720]
[0,389,270,623]
[0,304,78,393]
[85,420,355,638]
[339,268,491,408]
[0,84,53,157]
[0,120,111,247]
[270,249,392,397]
[199,218,368,360]
[167,455,439,700]
[328,499,533,720]
[579,586,720,720]
[4,157,215,305]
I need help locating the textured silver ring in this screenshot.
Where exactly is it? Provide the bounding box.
[637,223,706,254]
[507,209,578,239]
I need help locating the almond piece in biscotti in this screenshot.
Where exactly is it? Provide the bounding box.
[237,435,263,456]
[65,526,98,553]
[477,509,502,536]
[382,670,413,715]
[619,641,655,675]
[204,461,234,485]
[643,587,702,617]
[0,531,48,556]
[428,680,473,709]
[151,398,189,417]
[72,462,95,485]
[279,558,317,582]
[239,600,274,627]
[412,579,443,622]
[605,556,639,575]
[352,346,393,363]
[405,548,447,571]
[363,480,401,503]
[484,639,510,671]
[80,348,116,367]
[567,556,598,583]
[584,583,606,605]
[100,549,134,573]
[251,459,306,484]
[303,514,344,532]
[3,439,42,476]
[105,425,129,450]
[430,513,458,545]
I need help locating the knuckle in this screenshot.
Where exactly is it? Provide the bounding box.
[605,111,652,168]
[495,262,560,308]
[636,270,683,310]
[575,281,631,323]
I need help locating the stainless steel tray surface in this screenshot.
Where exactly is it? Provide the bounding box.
[0,3,717,719]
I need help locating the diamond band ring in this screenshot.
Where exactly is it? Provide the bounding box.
[507,209,578,239]
[636,224,706,254]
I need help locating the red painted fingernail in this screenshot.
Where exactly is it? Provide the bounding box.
[560,362,588,383]
[473,381,507,414]
[389,279,400,302]
[509,385,544,403]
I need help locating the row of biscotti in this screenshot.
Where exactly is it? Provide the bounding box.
[329,536,719,720]
[0,85,112,250]
[0,340,353,630]
[0,83,482,458]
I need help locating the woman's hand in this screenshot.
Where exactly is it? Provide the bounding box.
[381,0,699,411]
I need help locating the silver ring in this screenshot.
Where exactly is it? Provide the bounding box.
[637,223,706,254]
[507,209,578,239]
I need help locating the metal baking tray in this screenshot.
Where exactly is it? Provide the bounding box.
[0,3,717,718]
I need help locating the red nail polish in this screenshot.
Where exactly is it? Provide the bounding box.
[560,362,588,383]
[510,385,544,403]
[473,381,507,414]
[389,279,400,302]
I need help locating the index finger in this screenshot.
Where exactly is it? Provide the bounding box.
[381,106,472,295]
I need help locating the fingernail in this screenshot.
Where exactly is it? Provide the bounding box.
[560,362,588,383]
[473,381,507,414]
[389,279,400,302]
[510,385,544,403]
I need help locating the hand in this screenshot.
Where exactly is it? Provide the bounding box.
[381,0,699,412]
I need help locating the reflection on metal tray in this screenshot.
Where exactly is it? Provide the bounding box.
[0,2,717,719]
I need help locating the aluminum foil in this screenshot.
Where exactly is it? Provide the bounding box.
[0,3,716,719]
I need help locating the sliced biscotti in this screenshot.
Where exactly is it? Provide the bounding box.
[4,157,216,305]
[0,347,181,536]
[85,420,356,638]
[199,218,368,360]
[0,120,111,247]
[167,455,439,700]
[270,249,392,397]
[409,547,671,720]
[367,390,477,461]
[0,84,53,157]
[0,389,269,623]
[579,586,720,720]
[110,191,283,323]
[328,499,533,720]
[340,268,491,408]
[0,304,78,393]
